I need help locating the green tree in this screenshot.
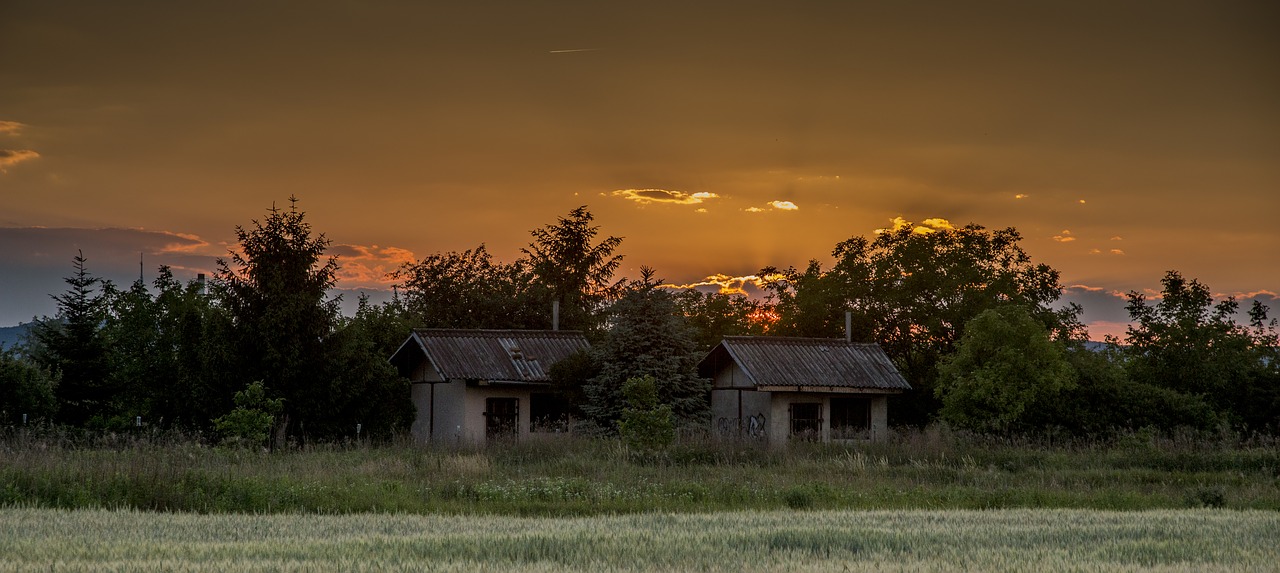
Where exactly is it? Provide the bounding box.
[522,206,624,336]
[1123,271,1278,429]
[584,268,708,428]
[213,381,282,448]
[147,268,237,430]
[319,295,415,439]
[618,375,675,453]
[763,221,1078,426]
[935,305,1076,433]
[395,245,549,329]
[102,275,164,429]
[0,347,57,425]
[673,289,767,352]
[29,251,116,427]
[215,197,340,443]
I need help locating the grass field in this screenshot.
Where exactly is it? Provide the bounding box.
[2,427,1277,515]
[2,507,1276,572]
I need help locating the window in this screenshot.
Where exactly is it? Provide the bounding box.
[529,392,569,432]
[789,402,822,439]
[484,397,519,439]
[830,397,871,439]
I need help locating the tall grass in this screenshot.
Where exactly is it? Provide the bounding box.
[1,507,1276,572]
[2,425,1277,514]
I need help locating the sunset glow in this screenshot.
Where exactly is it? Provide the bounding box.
[0,1,1276,339]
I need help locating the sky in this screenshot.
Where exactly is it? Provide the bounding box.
[2,1,1277,339]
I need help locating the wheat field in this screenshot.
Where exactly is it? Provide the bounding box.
[1,507,1276,572]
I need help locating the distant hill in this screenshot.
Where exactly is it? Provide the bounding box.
[0,323,34,350]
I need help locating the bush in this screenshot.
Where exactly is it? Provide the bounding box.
[618,375,675,453]
[213,381,281,448]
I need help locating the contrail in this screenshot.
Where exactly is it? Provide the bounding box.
[549,48,601,54]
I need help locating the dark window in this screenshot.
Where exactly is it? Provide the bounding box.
[530,392,570,432]
[485,397,519,439]
[789,402,822,439]
[830,397,871,438]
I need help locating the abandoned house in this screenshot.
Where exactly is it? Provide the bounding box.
[389,329,589,445]
[697,336,911,445]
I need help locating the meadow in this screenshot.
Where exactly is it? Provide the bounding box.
[2,507,1277,572]
[2,426,1277,515]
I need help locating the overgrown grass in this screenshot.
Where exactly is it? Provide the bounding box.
[1,425,1277,515]
[2,507,1277,572]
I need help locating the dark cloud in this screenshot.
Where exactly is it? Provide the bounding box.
[0,227,221,324]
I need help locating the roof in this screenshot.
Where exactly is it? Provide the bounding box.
[697,336,911,391]
[390,329,590,384]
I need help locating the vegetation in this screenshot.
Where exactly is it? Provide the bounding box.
[2,428,1277,515]
[4,202,1278,443]
[3,507,1277,572]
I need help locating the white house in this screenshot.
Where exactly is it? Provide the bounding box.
[389,329,589,445]
[698,336,911,445]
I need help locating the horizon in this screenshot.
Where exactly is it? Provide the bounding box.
[2,1,1277,338]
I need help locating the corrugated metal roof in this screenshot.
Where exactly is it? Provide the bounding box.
[393,329,590,383]
[698,336,911,391]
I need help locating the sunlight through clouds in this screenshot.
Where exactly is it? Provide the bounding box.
[0,150,40,173]
[876,217,955,235]
[611,189,719,206]
[659,273,785,295]
[330,244,418,287]
[0,121,26,135]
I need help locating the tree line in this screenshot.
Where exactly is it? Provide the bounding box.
[2,198,1277,443]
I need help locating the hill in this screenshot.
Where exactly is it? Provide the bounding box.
[0,323,34,350]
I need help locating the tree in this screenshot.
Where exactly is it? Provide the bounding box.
[29,251,115,426]
[215,197,341,443]
[935,305,1076,433]
[102,275,164,429]
[0,347,57,425]
[618,375,675,453]
[320,295,415,439]
[584,268,708,428]
[673,289,768,352]
[763,221,1077,426]
[1123,271,1278,430]
[522,206,625,336]
[395,245,549,329]
[213,381,282,448]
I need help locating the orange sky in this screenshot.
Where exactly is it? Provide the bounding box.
[2,1,1277,338]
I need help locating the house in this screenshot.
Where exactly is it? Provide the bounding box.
[389,329,589,445]
[697,336,911,445]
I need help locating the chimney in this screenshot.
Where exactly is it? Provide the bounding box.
[552,300,560,331]
[845,311,852,343]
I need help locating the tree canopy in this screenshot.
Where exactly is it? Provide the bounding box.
[762,221,1080,425]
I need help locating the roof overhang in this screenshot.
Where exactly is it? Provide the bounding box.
[755,385,905,395]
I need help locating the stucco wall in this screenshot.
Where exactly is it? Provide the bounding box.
[711,388,772,438]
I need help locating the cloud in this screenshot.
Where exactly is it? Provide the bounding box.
[768,200,799,211]
[1109,249,1125,255]
[659,273,786,296]
[1078,199,1087,204]
[1014,193,1029,199]
[0,121,25,136]
[330,244,418,288]
[0,150,39,173]
[744,207,765,213]
[1110,236,1123,241]
[877,217,954,235]
[1052,230,1075,242]
[611,188,720,206]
